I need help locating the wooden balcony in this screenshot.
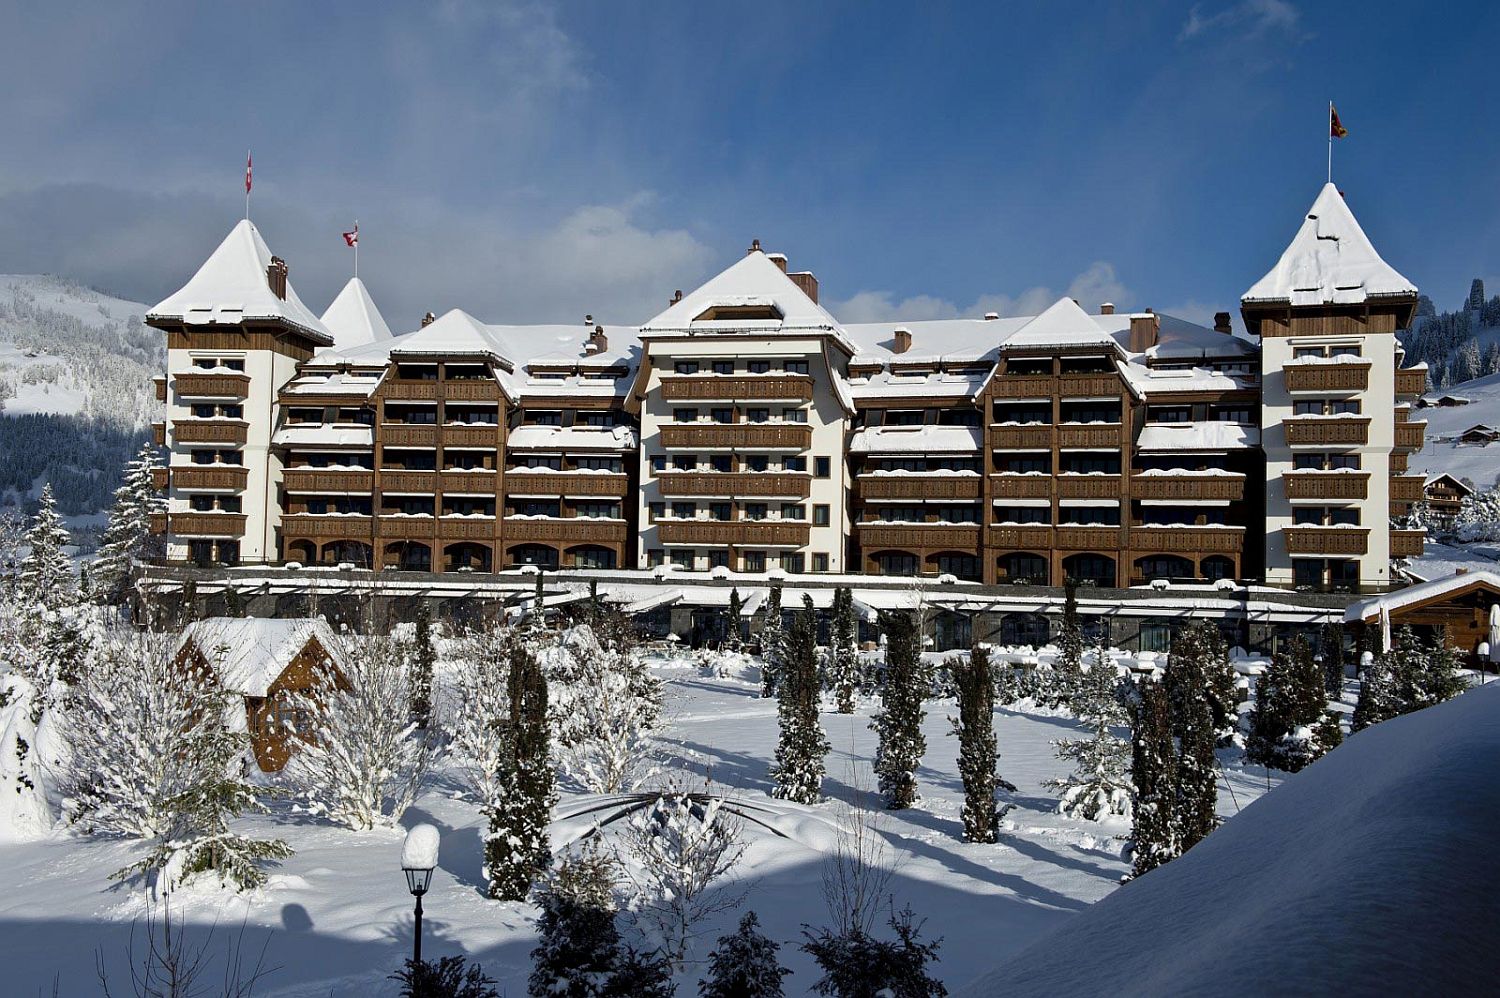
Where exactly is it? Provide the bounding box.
[1284,417,1370,446]
[1390,529,1425,558]
[656,520,810,546]
[173,373,250,399]
[1390,475,1426,502]
[660,375,813,402]
[282,514,374,540]
[381,380,440,400]
[506,518,629,544]
[1395,368,1428,397]
[1058,374,1120,398]
[988,525,1054,549]
[172,420,248,445]
[1131,474,1245,501]
[152,421,166,446]
[1131,525,1245,554]
[1057,475,1121,499]
[283,468,373,493]
[1283,362,1371,393]
[443,380,502,401]
[989,425,1053,449]
[378,516,438,539]
[437,518,499,541]
[1284,526,1369,556]
[169,512,247,537]
[857,475,980,500]
[149,511,167,534]
[1057,424,1122,448]
[172,466,249,491]
[991,475,1052,499]
[441,470,503,494]
[381,424,439,447]
[151,467,169,491]
[441,424,502,447]
[503,471,625,497]
[659,472,810,498]
[990,375,1056,399]
[855,524,981,550]
[989,374,1119,399]
[1055,525,1125,550]
[1394,421,1425,452]
[153,376,167,402]
[379,470,439,493]
[1390,451,1408,473]
[1284,472,1368,501]
[658,423,812,450]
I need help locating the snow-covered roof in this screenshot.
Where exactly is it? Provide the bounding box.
[843,317,1027,365]
[1004,297,1119,352]
[179,617,342,697]
[282,371,384,398]
[270,425,374,448]
[846,370,991,401]
[147,220,333,343]
[1344,570,1500,623]
[319,278,392,351]
[507,424,639,451]
[1242,183,1417,307]
[1121,362,1253,396]
[849,425,982,454]
[1136,422,1260,452]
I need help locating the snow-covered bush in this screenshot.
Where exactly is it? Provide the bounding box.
[771,596,828,805]
[800,906,947,998]
[1454,486,1500,542]
[549,625,661,794]
[699,911,791,998]
[872,609,927,809]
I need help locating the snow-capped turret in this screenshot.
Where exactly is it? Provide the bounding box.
[147,219,333,345]
[320,277,393,351]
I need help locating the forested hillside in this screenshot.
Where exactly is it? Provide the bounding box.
[1399,292,1500,389]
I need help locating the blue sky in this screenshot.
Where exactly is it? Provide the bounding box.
[1,0,1495,331]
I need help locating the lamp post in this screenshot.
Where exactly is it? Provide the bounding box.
[401,824,440,964]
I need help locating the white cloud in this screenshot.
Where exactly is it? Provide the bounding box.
[829,262,1131,324]
[1179,0,1304,43]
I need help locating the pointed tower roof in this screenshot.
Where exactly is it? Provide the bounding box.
[1243,183,1416,307]
[1004,297,1117,351]
[147,219,333,343]
[641,249,843,337]
[320,278,393,350]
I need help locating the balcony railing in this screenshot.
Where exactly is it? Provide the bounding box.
[444,381,502,401]
[441,470,503,494]
[658,472,810,498]
[506,518,628,543]
[1057,425,1122,448]
[988,525,1054,549]
[1055,525,1125,550]
[989,425,1053,449]
[1394,422,1425,452]
[503,471,625,497]
[1283,362,1371,393]
[173,373,250,399]
[281,514,374,539]
[1283,472,1368,501]
[1390,529,1425,558]
[1131,525,1245,554]
[990,375,1056,398]
[379,470,439,493]
[1056,475,1121,499]
[172,420,248,445]
[1395,368,1427,397]
[381,380,440,400]
[152,422,166,446]
[381,424,439,447]
[169,512,247,537]
[378,516,438,539]
[172,466,249,491]
[442,424,501,447]
[991,475,1052,499]
[1284,417,1370,446]
[1284,526,1369,555]
[1390,451,1408,473]
[658,423,812,450]
[1390,475,1426,502]
[660,375,813,402]
[1131,474,1245,501]
[282,468,373,493]
[149,511,167,534]
[151,467,169,491]
[855,524,981,549]
[656,520,810,546]
[436,518,498,541]
[988,374,1119,399]
[856,475,979,500]
[1058,375,1120,397]
[153,377,167,403]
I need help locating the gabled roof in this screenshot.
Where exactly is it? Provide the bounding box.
[1004,297,1119,352]
[641,250,847,344]
[180,617,342,698]
[320,278,393,350]
[1345,570,1500,624]
[147,220,333,343]
[1424,472,1473,494]
[1243,183,1417,307]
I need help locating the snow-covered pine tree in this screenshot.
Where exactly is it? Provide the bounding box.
[1128,678,1179,880]
[950,644,999,843]
[528,844,625,998]
[872,608,926,810]
[1388,625,1466,714]
[555,624,659,794]
[725,587,744,650]
[827,586,859,714]
[1163,623,1218,851]
[1316,622,1346,698]
[759,585,785,698]
[1049,578,1085,707]
[89,442,164,606]
[486,626,555,901]
[1044,669,1133,822]
[1246,636,1327,772]
[800,905,947,998]
[699,911,791,998]
[410,600,436,728]
[16,482,74,616]
[1455,486,1500,542]
[771,595,828,805]
[1352,642,1401,732]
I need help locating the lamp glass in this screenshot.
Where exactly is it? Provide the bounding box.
[404,866,434,895]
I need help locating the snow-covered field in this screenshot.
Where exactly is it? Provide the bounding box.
[0,651,1282,996]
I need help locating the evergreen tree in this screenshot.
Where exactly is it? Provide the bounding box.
[1050,579,1085,706]
[1044,649,1133,822]
[1388,626,1467,712]
[827,586,860,714]
[89,442,164,606]
[1352,644,1401,732]
[529,846,626,998]
[1128,679,1179,880]
[16,483,74,613]
[411,600,436,728]
[771,595,828,804]
[1164,624,1218,851]
[699,911,791,998]
[1247,636,1328,772]
[725,587,744,650]
[1316,622,1346,698]
[950,645,1000,843]
[486,629,555,901]
[873,609,927,809]
[760,585,785,698]
[392,956,500,998]
[800,906,947,998]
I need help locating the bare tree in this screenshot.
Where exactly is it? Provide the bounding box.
[95,893,277,998]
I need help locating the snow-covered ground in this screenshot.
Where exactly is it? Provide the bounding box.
[0,651,1283,996]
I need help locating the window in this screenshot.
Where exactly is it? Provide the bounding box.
[192,404,217,418]
[647,549,664,568]
[1329,508,1360,526]
[650,455,667,473]
[578,411,614,428]
[707,550,729,569]
[994,402,1051,425]
[1148,406,1192,424]
[886,410,924,427]
[1328,559,1360,586]
[747,455,769,472]
[709,454,732,472]
[1293,347,1323,359]
[445,364,488,380]
[1061,402,1121,423]
[812,553,829,572]
[1060,453,1120,475]
[783,359,809,375]
[711,407,733,424]
[743,551,766,572]
[781,504,805,520]
[875,552,919,576]
[1293,559,1324,586]
[1293,507,1324,525]
[1140,623,1172,653]
[1215,407,1253,423]
[649,502,665,521]
[785,456,806,472]
[674,408,697,423]
[1061,506,1119,526]
[224,359,245,372]
[530,410,562,426]
[748,360,771,374]
[747,408,769,423]
[994,505,1049,524]
[671,502,696,519]
[784,408,808,423]
[190,495,215,511]
[220,496,242,513]
[937,506,980,523]
[937,554,981,580]
[813,504,830,526]
[672,454,695,471]
[1293,400,1323,416]
[1005,358,1051,376]
[675,361,700,375]
[577,456,622,472]
[815,457,831,478]
[670,550,695,568]
[744,503,767,521]
[574,501,619,519]
[998,454,1051,474]
[711,360,734,375]
[514,499,558,517]
[710,502,732,521]
[783,553,805,574]
[1329,454,1360,470]
[1329,399,1360,415]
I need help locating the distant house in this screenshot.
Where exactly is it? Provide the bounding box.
[1423,473,1474,527]
[1415,394,1471,409]
[177,617,345,772]
[1458,424,1500,446]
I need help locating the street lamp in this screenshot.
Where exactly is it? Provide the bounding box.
[401,823,440,964]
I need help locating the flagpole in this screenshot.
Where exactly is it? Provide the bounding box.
[1327,101,1333,184]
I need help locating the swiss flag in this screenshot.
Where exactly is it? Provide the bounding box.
[343,224,359,247]
[245,152,253,194]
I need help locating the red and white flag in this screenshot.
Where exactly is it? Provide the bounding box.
[343,223,359,247]
[245,152,253,194]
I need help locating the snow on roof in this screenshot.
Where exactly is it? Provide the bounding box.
[282,371,383,397]
[180,617,342,697]
[1120,361,1253,396]
[506,424,639,451]
[843,316,1028,365]
[1147,313,1255,360]
[1242,183,1417,307]
[147,220,333,343]
[847,369,991,401]
[270,425,374,448]
[1136,421,1260,452]
[1344,569,1500,623]
[319,278,393,351]
[1422,472,1472,492]
[961,683,1500,996]
[849,425,982,454]
[1003,297,1118,351]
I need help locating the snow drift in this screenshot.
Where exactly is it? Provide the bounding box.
[960,683,1500,997]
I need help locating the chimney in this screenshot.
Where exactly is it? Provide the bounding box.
[1213,311,1233,334]
[1129,309,1159,353]
[584,313,594,325]
[984,312,1000,321]
[586,324,608,355]
[789,271,819,304]
[670,289,683,307]
[1455,567,1468,575]
[767,252,789,273]
[747,238,762,255]
[267,256,288,300]
[421,311,437,328]
[1100,302,1115,315]
[893,327,912,354]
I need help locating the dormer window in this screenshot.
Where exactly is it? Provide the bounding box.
[674,361,700,375]
[694,304,783,321]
